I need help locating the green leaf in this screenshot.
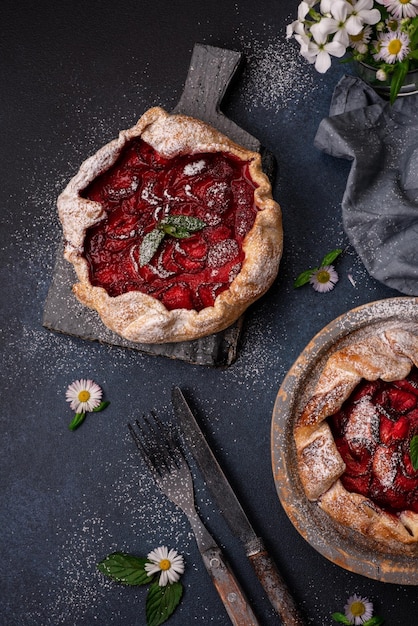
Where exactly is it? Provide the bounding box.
[140,229,166,266]
[409,20,418,47]
[139,216,206,265]
[163,215,206,233]
[294,268,317,288]
[410,435,418,470]
[146,581,183,626]
[97,552,151,586]
[92,400,110,412]
[364,617,385,626]
[161,224,191,238]
[320,248,343,267]
[68,412,86,431]
[390,61,409,104]
[331,613,351,624]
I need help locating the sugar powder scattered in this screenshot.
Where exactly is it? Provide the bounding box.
[235,22,317,112]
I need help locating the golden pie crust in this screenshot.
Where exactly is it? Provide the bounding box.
[57,107,283,343]
[294,327,418,550]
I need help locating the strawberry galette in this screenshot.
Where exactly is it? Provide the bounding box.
[58,107,282,343]
[294,327,418,551]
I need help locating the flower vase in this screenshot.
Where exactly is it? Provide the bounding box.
[356,61,418,99]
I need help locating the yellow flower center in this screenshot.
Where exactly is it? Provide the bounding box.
[78,390,91,402]
[400,0,410,4]
[350,601,366,617]
[388,39,402,55]
[316,270,331,284]
[159,559,171,571]
[350,32,363,42]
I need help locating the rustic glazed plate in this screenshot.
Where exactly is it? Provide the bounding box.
[271,297,418,585]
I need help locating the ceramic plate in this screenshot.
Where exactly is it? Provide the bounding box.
[271,297,418,584]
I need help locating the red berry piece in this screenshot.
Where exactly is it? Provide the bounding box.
[385,388,417,414]
[161,283,193,310]
[82,139,258,311]
[342,473,371,496]
[379,414,409,444]
[350,380,381,403]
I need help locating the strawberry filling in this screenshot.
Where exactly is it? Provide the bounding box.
[329,369,418,515]
[81,138,258,311]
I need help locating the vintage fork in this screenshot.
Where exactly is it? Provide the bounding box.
[128,413,261,626]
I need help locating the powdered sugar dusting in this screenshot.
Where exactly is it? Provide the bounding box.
[300,426,345,499]
[20,444,193,625]
[208,239,239,269]
[373,446,399,489]
[183,159,206,176]
[235,23,318,111]
[345,398,378,453]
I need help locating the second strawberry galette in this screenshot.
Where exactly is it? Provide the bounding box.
[58,107,282,343]
[294,327,418,552]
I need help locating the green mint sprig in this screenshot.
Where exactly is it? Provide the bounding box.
[146,581,183,626]
[410,435,418,470]
[294,248,343,288]
[97,552,183,626]
[68,400,110,431]
[97,552,151,585]
[139,215,206,266]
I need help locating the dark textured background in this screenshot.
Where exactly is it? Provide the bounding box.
[1,1,416,624]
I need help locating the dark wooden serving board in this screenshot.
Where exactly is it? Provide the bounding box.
[43,44,274,367]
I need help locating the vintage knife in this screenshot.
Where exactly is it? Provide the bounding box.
[172,387,305,626]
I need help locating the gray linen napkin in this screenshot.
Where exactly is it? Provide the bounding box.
[314,75,418,295]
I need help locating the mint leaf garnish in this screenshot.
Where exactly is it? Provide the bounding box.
[139,215,206,266]
[97,552,151,586]
[140,228,166,267]
[162,215,206,236]
[146,580,183,626]
[68,412,86,431]
[410,435,418,470]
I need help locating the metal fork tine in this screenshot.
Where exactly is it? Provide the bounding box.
[127,411,261,625]
[128,413,181,476]
[152,412,184,470]
[128,419,155,475]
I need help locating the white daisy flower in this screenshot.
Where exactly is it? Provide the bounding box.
[349,25,373,52]
[65,379,103,413]
[385,16,401,31]
[378,0,418,19]
[145,546,185,587]
[344,594,374,624]
[373,29,410,62]
[309,265,339,292]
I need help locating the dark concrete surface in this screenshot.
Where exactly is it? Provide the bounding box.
[1,1,416,624]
